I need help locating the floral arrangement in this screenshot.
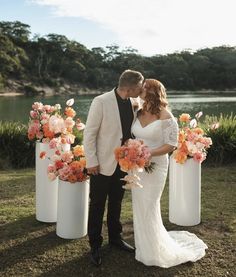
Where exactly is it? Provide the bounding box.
[41,144,88,183]
[173,112,215,164]
[114,139,155,189]
[27,98,85,146]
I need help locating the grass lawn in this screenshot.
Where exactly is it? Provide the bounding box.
[0,165,235,277]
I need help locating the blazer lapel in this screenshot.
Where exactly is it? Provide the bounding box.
[109,90,122,135]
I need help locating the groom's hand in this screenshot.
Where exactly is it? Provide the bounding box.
[87,165,100,175]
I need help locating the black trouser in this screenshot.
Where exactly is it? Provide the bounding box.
[88,165,126,249]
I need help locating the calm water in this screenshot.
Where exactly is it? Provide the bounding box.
[0,92,235,124]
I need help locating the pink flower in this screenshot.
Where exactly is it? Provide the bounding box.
[47,164,56,173]
[49,138,60,149]
[190,119,197,128]
[48,172,57,181]
[61,151,73,163]
[193,152,206,163]
[30,110,38,119]
[195,111,203,119]
[76,122,85,131]
[32,102,43,111]
[64,117,75,129]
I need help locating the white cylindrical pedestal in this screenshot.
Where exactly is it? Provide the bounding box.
[56,179,90,239]
[35,142,70,223]
[169,156,201,226]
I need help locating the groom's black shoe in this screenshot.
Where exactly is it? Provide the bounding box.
[109,238,135,253]
[90,247,102,267]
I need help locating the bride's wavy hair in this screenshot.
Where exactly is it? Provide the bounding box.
[142,79,168,115]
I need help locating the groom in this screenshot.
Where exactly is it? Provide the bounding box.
[84,69,144,266]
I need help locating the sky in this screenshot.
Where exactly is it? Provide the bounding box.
[0,0,236,56]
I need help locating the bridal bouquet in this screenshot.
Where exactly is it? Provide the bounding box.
[114,139,155,189]
[40,144,88,183]
[27,98,85,146]
[173,112,214,164]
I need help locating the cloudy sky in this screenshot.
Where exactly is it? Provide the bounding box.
[1,0,236,56]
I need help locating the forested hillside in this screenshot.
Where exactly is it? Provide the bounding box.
[1,21,236,93]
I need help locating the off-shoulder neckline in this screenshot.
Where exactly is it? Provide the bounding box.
[137,117,174,128]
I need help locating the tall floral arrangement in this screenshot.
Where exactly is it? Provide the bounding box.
[27,98,85,146]
[173,112,215,164]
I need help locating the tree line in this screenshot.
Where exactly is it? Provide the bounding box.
[0,20,236,91]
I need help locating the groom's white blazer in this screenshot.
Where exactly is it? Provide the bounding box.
[83,89,139,176]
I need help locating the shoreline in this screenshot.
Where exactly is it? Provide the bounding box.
[1,89,236,97]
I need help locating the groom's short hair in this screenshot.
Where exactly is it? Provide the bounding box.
[119,69,144,88]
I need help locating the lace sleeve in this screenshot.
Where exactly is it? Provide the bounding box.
[162,118,179,147]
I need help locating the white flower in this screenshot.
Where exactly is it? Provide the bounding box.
[186,141,198,154]
[66,98,74,106]
[76,122,85,131]
[49,115,66,134]
[55,104,61,110]
[190,119,197,128]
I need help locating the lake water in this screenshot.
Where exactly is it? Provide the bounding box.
[0,91,235,124]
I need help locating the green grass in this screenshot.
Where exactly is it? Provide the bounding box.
[0,165,236,277]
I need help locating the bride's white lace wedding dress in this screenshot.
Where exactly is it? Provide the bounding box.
[131,117,208,268]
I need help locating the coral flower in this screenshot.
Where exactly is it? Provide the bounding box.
[179,113,191,123]
[193,127,204,135]
[73,145,84,157]
[40,151,46,159]
[65,107,76,118]
[68,174,77,183]
[178,130,186,143]
[173,150,188,164]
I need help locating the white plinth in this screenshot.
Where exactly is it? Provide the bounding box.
[35,142,70,223]
[56,179,90,239]
[169,156,201,226]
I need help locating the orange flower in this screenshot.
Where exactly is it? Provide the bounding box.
[193,127,204,135]
[119,159,131,172]
[64,107,76,118]
[42,123,54,139]
[79,158,86,168]
[179,113,191,123]
[137,158,146,168]
[70,160,82,170]
[179,141,188,154]
[68,174,77,183]
[178,130,186,143]
[40,151,46,159]
[173,150,188,164]
[73,145,84,157]
[114,148,125,160]
[61,137,67,144]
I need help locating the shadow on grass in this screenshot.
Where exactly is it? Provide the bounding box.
[38,243,194,277]
[0,215,54,243]
[0,230,70,271]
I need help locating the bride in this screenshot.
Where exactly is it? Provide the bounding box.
[131,79,207,268]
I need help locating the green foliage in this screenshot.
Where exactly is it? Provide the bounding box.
[203,114,236,165]
[0,121,35,169]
